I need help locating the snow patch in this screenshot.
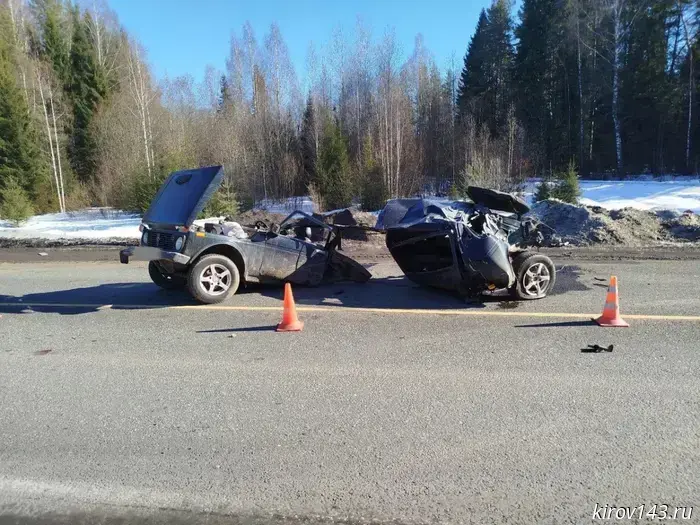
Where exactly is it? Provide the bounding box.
[0,208,141,240]
[522,179,700,213]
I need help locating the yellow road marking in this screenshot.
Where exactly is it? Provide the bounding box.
[1,302,699,321]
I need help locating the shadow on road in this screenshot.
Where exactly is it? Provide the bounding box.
[515,320,595,328]
[0,277,487,316]
[0,264,589,316]
[0,282,195,315]
[0,510,347,525]
[197,325,278,333]
[254,276,489,311]
[547,265,592,295]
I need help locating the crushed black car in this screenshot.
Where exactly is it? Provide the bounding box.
[120,165,371,303]
[377,186,556,299]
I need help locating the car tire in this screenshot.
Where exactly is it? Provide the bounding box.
[148,261,186,290]
[187,254,240,304]
[509,252,556,300]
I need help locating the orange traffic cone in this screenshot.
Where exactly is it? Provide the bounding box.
[276,282,304,332]
[594,276,629,327]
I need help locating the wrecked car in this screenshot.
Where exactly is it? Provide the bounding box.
[377,186,556,299]
[120,165,371,303]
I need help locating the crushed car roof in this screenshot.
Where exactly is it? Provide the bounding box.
[376,199,472,230]
[376,186,530,230]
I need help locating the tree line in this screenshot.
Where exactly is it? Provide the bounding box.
[1,0,699,221]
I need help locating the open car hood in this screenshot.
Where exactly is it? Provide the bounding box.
[142,165,224,227]
[466,186,530,215]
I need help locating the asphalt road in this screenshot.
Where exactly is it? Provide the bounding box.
[1,258,699,524]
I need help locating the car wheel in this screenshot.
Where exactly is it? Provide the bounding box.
[187,254,240,304]
[148,261,186,290]
[510,252,556,300]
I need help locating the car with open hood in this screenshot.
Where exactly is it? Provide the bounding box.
[119,165,371,303]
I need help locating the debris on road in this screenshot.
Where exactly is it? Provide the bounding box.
[37,252,48,257]
[581,344,614,353]
[34,349,53,355]
[498,301,521,309]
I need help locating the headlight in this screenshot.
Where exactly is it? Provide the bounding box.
[142,231,149,245]
[175,236,184,251]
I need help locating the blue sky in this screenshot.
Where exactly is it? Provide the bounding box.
[109,0,510,84]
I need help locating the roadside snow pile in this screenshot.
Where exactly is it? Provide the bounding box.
[529,200,700,246]
[663,211,700,240]
[522,179,700,213]
[0,208,140,242]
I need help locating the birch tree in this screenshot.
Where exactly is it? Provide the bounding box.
[35,63,65,211]
[85,0,122,89]
[609,0,624,174]
[125,41,155,179]
[678,0,698,169]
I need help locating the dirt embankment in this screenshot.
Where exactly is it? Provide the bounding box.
[529,200,700,246]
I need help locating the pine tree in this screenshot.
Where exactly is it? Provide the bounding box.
[457,9,489,125]
[482,0,514,137]
[299,95,317,194]
[0,6,46,199]
[32,0,70,89]
[552,160,581,203]
[217,74,231,112]
[456,1,514,139]
[621,2,673,173]
[0,176,34,223]
[534,180,552,201]
[316,118,352,210]
[202,178,239,218]
[360,134,387,211]
[67,9,105,183]
[514,0,571,172]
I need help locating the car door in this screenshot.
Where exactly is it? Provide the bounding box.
[258,232,305,281]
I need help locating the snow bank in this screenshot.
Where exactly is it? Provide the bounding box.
[0,208,141,240]
[522,179,700,213]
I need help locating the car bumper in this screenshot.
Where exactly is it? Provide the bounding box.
[119,246,191,265]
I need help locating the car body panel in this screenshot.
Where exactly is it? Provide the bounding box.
[123,226,369,287]
[259,233,305,281]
